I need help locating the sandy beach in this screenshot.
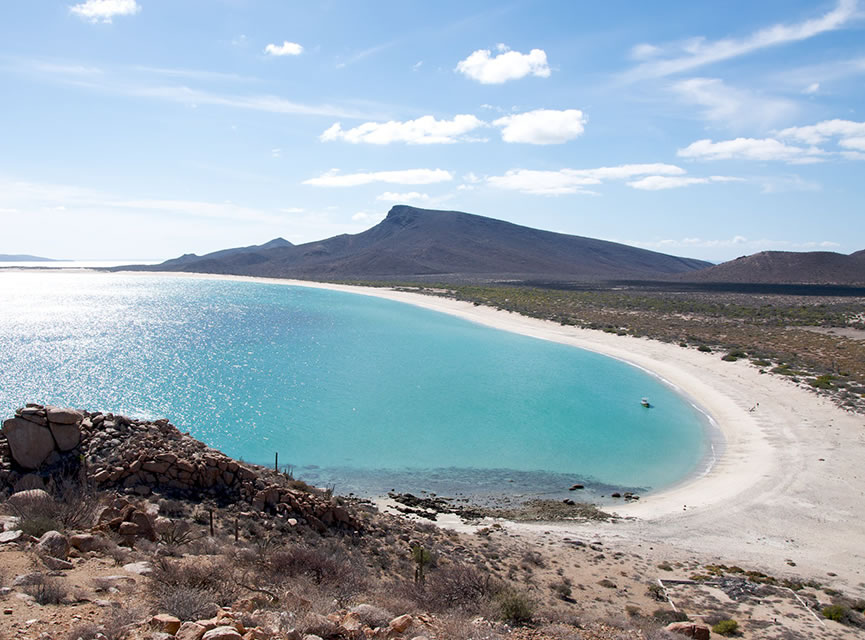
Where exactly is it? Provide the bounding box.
[115,272,865,593]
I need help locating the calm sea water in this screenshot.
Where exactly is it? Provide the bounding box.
[0,271,710,502]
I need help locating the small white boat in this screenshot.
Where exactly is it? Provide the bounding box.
[641,397,651,408]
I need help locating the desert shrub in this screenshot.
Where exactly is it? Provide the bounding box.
[652,608,688,624]
[495,588,534,625]
[712,619,739,635]
[423,563,496,613]
[155,586,219,621]
[24,576,67,605]
[436,613,503,640]
[19,515,61,538]
[550,579,572,599]
[148,556,238,619]
[697,345,712,352]
[822,604,849,622]
[520,550,545,568]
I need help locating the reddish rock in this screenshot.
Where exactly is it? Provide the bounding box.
[665,621,710,640]
[389,614,413,633]
[152,613,182,635]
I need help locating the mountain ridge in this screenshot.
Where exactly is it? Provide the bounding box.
[123,205,712,281]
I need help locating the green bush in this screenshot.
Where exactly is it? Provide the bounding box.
[712,619,739,635]
[495,589,534,625]
[822,604,849,622]
[697,345,712,353]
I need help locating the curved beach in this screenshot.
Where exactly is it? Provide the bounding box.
[132,272,865,590]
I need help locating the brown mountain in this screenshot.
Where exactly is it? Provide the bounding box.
[680,250,865,285]
[125,205,711,281]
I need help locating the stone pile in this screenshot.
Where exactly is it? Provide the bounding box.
[0,404,360,533]
[144,606,428,640]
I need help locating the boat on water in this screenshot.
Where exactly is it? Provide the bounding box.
[641,397,651,408]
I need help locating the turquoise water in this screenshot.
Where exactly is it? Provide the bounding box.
[0,271,709,500]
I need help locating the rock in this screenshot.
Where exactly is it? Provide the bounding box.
[152,614,183,635]
[340,612,363,632]
[202,626,243,640]
[665,622,710,640]
[37,530,69,559]
[69,533,100,553]
[2,418,56,469]
[0,530,23,544]
[8,488,53,511]
[389,614,413,633]
[130,509,156,540]
[45,406,84,425]
[13,474,45,492]
[569,484,584,490]
[12,572,45,587]
[118,521,140,536]
[122,561,152,575]
[48,420,81,451]
[41,555,73,570]
[176,622,207,640]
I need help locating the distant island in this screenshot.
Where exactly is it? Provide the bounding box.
[0,253,56,262]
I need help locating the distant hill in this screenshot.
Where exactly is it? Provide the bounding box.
[680,250,865,285]
[0,253,56,262]
[123,206,711,282]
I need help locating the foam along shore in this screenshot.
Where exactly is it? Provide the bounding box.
[118,271,865,590]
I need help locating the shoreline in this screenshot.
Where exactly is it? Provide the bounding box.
[13,268,865,590]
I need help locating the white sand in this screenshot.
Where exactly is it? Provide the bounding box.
[122,272,865,591]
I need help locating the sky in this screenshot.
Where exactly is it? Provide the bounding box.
[1,0,864,261]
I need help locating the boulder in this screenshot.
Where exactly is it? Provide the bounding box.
[12,474,45,492]
[37,530,69,559]
[69,533,100,553]
[122,561,153,576]
[2,418,56,469]
[665,621,710,640]
[389,614,413,633]
[8,489,53,511]
[152,614,182,635]
[45,406,84,425]
[203,627,243,640]
[41,555,73,570]
[0,530,23,544]
[176,622,207,640]
[48,420,81,451]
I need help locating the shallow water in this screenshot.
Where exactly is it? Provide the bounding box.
[0,271,709,499]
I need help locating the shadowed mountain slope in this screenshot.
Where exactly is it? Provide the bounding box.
[127,206,711,281]
[679,250,865,285]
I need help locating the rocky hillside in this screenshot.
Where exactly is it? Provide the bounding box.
[123,206,711,282]
[1,404,357,533]
[679,249,865,285]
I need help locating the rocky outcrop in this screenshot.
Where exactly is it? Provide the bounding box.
[665,621,711,640]
[0,404,360,533]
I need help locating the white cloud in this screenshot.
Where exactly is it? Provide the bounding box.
[320,115,484,145]
[352,211,385,223]
[376,192,429,203]
[303,169,453,188]
[264,41,303,56]
[493,109,586,144]
[630,43,662,60]
[804,82,820,94]
[487,164,685,195]
[455,46,550,84]
[627,175,741,190]
[776,118,865,145]
[672,78,797,129]
[841,137,865,151]
[677,137,821,163]
[625,0,857,78]
[69,0,140,23]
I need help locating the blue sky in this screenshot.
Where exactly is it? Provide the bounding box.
[1,0,864,261]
